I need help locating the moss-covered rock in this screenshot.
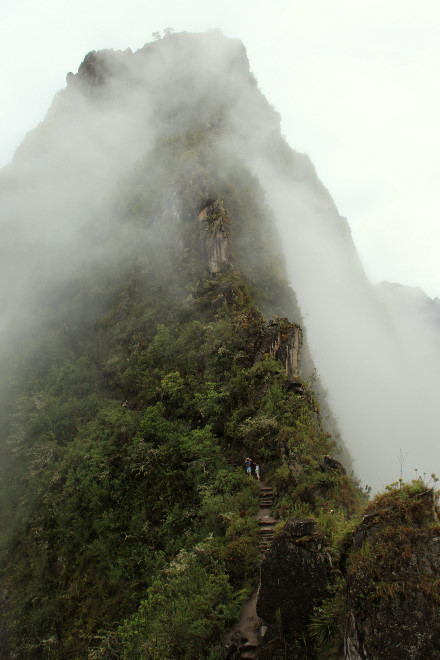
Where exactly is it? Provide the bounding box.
[344,482,440,659]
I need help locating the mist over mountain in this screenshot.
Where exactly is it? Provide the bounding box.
[2,30,439,490]
[1,29,440,658]
[259,173,440,489]
[377,281,440,331]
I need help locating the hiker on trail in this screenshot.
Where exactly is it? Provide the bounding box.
[245,457,252,477]
[255,464,260,481]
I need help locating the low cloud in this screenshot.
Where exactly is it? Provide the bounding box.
[1,30,439,491]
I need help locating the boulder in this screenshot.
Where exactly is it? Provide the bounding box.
[320,454,346,475]
[344,489,440,659]
[257,519,331,644]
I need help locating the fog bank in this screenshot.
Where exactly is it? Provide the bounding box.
[1,31,439,490]
[254,165,440,490]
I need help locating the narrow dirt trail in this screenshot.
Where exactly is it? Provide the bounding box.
[224,481,277,659]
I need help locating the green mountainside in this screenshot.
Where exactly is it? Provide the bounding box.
[1,120,361,658]
[1,31,439,660]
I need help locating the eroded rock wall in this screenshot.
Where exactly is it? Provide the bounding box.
[254,316,302,378]
[198,198,233,274]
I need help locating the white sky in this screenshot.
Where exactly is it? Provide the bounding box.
[1,0,440,297]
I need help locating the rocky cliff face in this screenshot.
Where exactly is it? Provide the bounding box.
[257,518,332,649]
[343,487,440,660]
[248,484,440,660]
[198,197,233,273]
[255,317,302,379]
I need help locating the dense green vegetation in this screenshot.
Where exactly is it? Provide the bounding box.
[0,128,364,658]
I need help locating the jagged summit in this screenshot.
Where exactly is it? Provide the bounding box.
[74,30,252,91]
[16,31,279,166]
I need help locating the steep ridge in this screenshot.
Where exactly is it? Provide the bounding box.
[0,120,362,656]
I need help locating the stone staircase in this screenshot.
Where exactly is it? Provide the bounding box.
[259,486,273,507]
[225,481,277,659]
[258,486,276,556]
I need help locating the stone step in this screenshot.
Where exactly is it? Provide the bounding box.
[240,643,257,658]
[258,518,277,526]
